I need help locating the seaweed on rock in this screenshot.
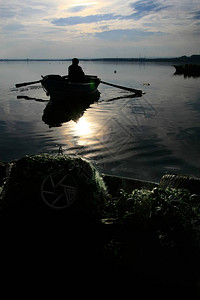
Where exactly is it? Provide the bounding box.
[0,154,108,223]
[103,187,200,287]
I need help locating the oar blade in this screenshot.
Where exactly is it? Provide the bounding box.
[100,80,143,95]
[15,80,41,88]
[15,75,68,88]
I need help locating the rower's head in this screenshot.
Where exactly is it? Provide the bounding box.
[72,58,79,65]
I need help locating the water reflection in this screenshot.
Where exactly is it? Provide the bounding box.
[17,95,48,103]
[173,71,200,79]
[42,91,100,127]
[73,117,93,136]
[3,61,200,182]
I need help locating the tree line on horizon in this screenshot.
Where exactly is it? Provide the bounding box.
[0,55,200,62]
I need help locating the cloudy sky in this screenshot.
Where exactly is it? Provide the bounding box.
[0,0,199,58]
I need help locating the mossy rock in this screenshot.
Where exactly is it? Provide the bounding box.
[1,154,108,223]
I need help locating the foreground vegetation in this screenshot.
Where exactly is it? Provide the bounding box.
[0,154,200,296]
[103,187,200,285]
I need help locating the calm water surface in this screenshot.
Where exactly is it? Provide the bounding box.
[0,61,200,182]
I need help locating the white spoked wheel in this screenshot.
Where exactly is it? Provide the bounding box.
[41,172,78,209]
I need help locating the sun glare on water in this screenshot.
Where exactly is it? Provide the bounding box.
[74,117,92,136]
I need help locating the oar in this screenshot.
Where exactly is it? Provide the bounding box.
[15,79,42,88]
[15,75,68,88]
[100,80,143,95]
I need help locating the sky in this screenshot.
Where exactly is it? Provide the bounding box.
[0,0,200,58]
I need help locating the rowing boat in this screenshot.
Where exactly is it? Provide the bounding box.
[41,74,101,97]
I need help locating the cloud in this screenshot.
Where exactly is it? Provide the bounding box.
[0,5,18,18]
[0,0,199,58]
[3,22,25,31]
[68,6,90,13]
[95,28,165,40]
[51,14,121,26]
[50,1,172,28]
[67,2,97,13]
[188,10,200,21]
[129,0,171,19]
[0,2,56,21]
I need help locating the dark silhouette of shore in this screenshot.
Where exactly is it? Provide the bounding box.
[1,55,200,63]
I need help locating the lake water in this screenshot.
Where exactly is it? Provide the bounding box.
[0,60,200,183]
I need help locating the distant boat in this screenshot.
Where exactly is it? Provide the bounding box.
[173,64,200,76]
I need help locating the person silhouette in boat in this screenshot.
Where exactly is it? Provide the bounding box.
[68,58,85,83]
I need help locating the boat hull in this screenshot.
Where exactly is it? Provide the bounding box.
[41,74,100,97]
[173,64,200,77]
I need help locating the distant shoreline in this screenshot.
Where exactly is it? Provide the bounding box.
[0,55,200,63]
